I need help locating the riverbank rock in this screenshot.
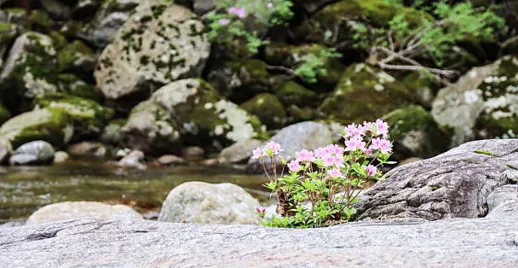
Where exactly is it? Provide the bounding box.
[9,140,55,165]
[117,150,146,169]
[25,201,142,225]
[240,93,287,129]
[158,182,260,224]
[53,151,69,163]
[67,141,107,158]
[0,108,73,148]
[1,217,518,267]
[356,139,518,221]
[248,121,334,173]
[120,101,180,154]
[0,32,58,113]
[94,3,210,102]
[432,56,518,146]
[383,105,450,160]
[218,139,262,164]
[318,63,414,124]
[0,136,11,164]
[150,78,265,148]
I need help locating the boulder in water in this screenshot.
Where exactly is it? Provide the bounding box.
[158,182,260,224]
[9,140,55,165]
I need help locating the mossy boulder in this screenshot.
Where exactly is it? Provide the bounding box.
[56,74,103,101]
[100,119,127,145]
[401,72,438,108]
[264,43,345,88]
[150,78,266,148]
[274,80,319,107]
[207,59,272,103]
[286,105,315,123]
[58,40,96,74]
[121,100,181,154]
[0,108,73,148]
[33,93,113,140]
[432,56,518,145]
[0,22,17,68]
[94,3,210,103]
[0,32,59,113]
[29,10,53,31]
[318,63,414,124]
[383,105,450,160]
[240,93,287,129]
[0,101,10,125]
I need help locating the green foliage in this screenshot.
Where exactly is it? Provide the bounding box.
[294,47,341,83]
[206,0,294,54]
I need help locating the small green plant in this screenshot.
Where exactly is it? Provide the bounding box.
[252,120,394,228]
[293,47,341,83]
[205,0,294,54]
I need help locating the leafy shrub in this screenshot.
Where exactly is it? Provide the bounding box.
[253,120,394,228]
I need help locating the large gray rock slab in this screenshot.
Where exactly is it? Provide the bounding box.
[1,217,518,267]
[357,139,518,221]
[25,201,143,225]
[487,184,518,212]
[158,182,260,224]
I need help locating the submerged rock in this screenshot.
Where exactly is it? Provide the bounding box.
[95,3,210,102]
[158,182,260,224]
[0,108,73,148]
[1,217,518,267]
[25,201,143,225]
[357,139,518,221]
[432,56,518,146]
[9,140,55,165]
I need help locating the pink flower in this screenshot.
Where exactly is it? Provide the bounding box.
[287,160,301,172]
[365,165,377,177]
[323,154,344,168]
[256,207,266,213]
[344,123,365,138]
[370,138,392,153]
[264,141,282,156]
[375,119,389,138]
[296,149,314,162]
[313,147,326,158]
[324,144,344,156]
[328,168,343,178]
[252,147,264,159]
[219,18,230,25]
[228,7,246,18]
[344,137,366,152]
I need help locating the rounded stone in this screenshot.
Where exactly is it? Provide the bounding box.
[158,182,260,224]
[25,201,143,225]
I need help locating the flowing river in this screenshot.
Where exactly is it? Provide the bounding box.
[0,161,269,225]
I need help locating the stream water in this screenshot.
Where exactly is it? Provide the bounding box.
[0,161,269,224]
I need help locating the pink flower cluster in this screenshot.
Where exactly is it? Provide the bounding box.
[252,141,282,159]
[219,7,246,26]
[343,120,392,153]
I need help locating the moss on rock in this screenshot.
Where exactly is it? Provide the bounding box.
[56,74,103,101]
[29,10,53,31]
[318,63,414,124]
[0,107,73,148]
[58,40,96,73]
[33,93,113,139]
[0,101,10,125]
[240,93,287,129]
[383,105,450,159]
[151,78,266,148]
[274,80,319,107]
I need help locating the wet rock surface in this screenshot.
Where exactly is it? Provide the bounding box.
[1,217,518,267]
